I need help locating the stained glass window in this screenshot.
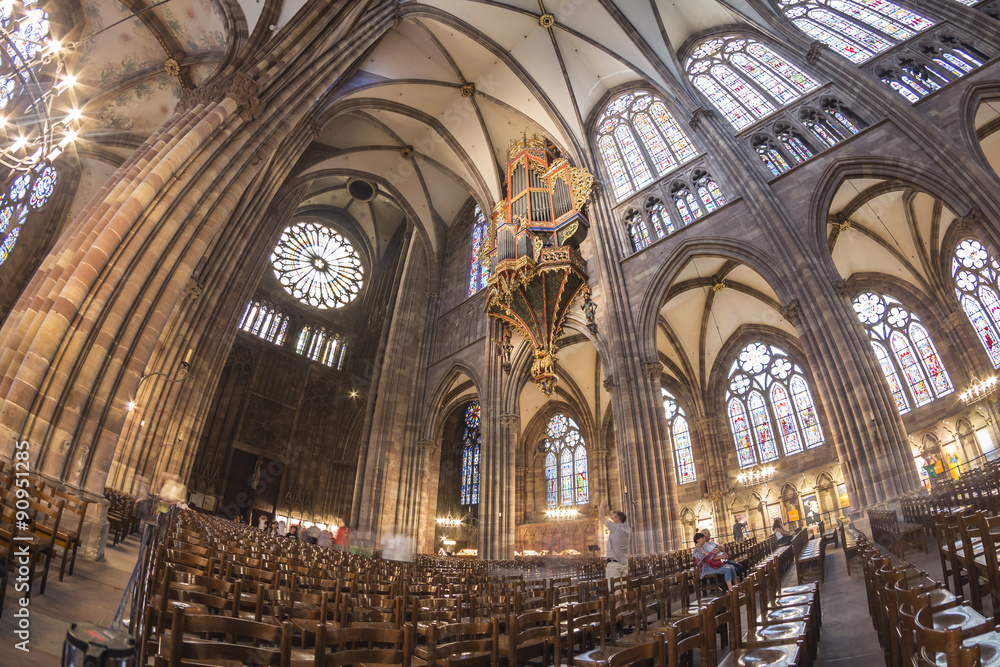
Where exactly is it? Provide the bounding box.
[686,36,818,130]
[295,325,347,369]
[468,205,490,296]
[663,389,697,484]
[778,0,933,63]
[852,291,953,413]
[0,163,57,267]
[626,211,652,252]
[726,343,825,468]
[543,414,588,507]
[239,299,290,345]
[460,401,481,506]
[595,92,700,200]
[954,239,1000,367]
[648,200,675,236]
[271,222,364,309]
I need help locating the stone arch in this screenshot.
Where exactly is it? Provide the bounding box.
[638,239,796,362]
[959,81,1000,182]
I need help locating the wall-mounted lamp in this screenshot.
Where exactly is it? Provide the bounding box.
[139,348,193,386]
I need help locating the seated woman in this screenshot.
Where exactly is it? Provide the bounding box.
[773,518,793,546]
[693,532,739,591]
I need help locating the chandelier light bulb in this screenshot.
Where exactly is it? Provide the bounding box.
[66,108,82,122]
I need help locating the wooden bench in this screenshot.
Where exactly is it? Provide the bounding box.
[791,529,825,584]
[868,509,926,559]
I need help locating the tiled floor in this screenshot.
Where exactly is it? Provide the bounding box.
[0,537,140,665]
[0,532,945,665]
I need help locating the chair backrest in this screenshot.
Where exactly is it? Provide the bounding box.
[666,606,708,666]
[914,602,987,667]
[607,638,666,667]
[314,623,413,667]
[158,605,288,667]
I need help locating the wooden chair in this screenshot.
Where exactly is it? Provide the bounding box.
[313,623,413,667]
[53,498,87,582]
[913,600,1000,667]
[563,599,605,664]
[153,605,291,667]
[596,639,665,667]
[416,618,499,667]
[21,497,63,596]
[502,607,561,667]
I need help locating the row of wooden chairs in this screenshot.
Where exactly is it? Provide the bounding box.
[860,531,1000,666]
[137,510,801,665]
[0,464,90,618]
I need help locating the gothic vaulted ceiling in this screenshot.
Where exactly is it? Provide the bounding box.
[66,0,769,255]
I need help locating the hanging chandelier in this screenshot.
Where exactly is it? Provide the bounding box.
[545,507,578,520]
[960,376,998,405]
[0,0,79,172]
[736,466,775,486]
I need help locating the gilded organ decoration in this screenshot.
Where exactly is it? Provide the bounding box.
[482,135,595,395]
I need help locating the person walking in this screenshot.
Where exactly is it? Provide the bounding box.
[600,499,631,592]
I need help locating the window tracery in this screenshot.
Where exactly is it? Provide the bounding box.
[872,35,986,102]
[596,92,699,201]
[271,222,364,309]
[468,205,490,297]
[686,36,819,130]
[543,414,589,507]
[777,0,934,63]
[852,292,953,414]
[296,325,347,370]
[953,239,1000,367]
[663,389,697,484]
[461,401,481,506]
[726,343,824,468]
[239,300,289,345]
[0,164,57,266]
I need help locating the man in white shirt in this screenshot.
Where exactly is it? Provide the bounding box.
[601,499,632,592]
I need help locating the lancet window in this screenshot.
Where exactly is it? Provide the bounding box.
[544,414,589,508]
[686,36,819,130]
[953,239,1000,367]
[777,0,934,63]
[726,343,824,468]
[239,300,290,345]
[296,326,347,370]
[460,401,481,506]
[596,92,699,201]
[663,389,697,484]
[877,39,985,103]
[0,164,57,266]
[468,205,490,296]
[853,292,953,414]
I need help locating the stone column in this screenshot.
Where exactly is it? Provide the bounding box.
[478,325,516,559]
[415,438,440,555]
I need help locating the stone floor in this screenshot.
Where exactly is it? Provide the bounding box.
[0,533,947,665]
[0,537,140,665]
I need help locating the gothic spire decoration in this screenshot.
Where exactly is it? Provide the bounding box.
[481,135,595,395]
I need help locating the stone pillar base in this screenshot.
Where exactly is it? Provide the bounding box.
[79,499,110,562]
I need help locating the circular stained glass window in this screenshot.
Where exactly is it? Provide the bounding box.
[271,221,364,309]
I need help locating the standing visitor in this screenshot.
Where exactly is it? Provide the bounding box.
[600,499,631,591]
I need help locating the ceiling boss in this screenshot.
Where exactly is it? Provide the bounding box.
[481,134,595,395]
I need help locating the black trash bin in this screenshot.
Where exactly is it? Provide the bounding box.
[62,623,134,667]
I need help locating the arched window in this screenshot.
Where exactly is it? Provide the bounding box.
[953,239,1000,367]
[853,292,953,414]
[544,414,589,507]
[239,299,289,345]
[777,0,934,63]
[596,92,699,201]
[625,209,652,252]
[663,389,697,484]
[296,326,347,369]
[468,205,490,296]
[726,343,825,468]
[753,135,792,176]
[686,36,819,130]
[0,164,57,266]
[461,401,481,505]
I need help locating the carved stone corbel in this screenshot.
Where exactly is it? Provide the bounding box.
[603,375,615,392]
[417,439,439,454]
[641,361,663,379]
[806,40,826,65]
[500,413,520,430]
[689,108,716,131]
[781,299,801,325]
[961,205,987,228]
[831,279,851,298]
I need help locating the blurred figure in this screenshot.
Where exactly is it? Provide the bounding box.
[334,525,351,551]
[317,528,332,547]
[380,526,414,562]
[258,514,268,530]
[286,524,299,539]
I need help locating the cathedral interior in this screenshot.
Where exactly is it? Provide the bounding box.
[4,0,1000,565]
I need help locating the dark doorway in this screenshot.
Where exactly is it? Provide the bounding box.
[221,449,284,524]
